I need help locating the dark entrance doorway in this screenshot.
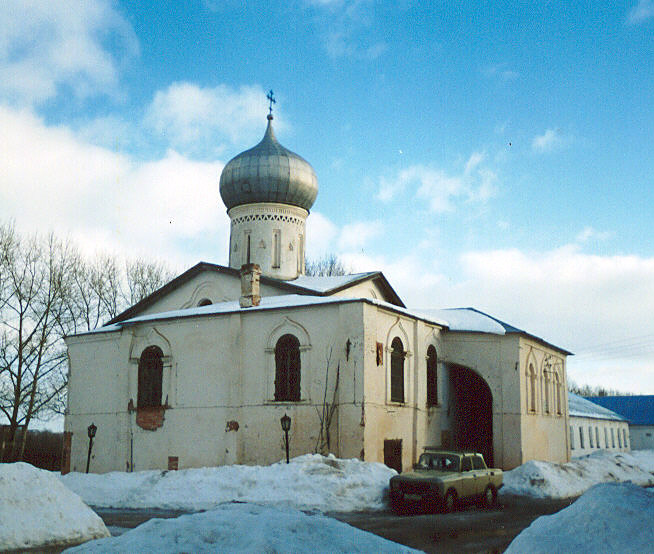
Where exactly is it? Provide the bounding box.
[448,366,494,466]
[384,439,402,473]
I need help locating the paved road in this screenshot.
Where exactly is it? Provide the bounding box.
[95,495,577,553]
[330,495,577,553]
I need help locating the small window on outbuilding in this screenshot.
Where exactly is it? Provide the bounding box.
[579,427,585,449]
[138,346,163,408]
[390,337,405,403]
[570,425,575,449]
[274,334,301,401]
[426,345,438,406]
[588,426,594,448]
[595,427,600,448]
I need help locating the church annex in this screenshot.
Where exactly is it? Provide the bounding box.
[63,110,572,474]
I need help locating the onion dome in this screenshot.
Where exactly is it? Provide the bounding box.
[219,115,318,211]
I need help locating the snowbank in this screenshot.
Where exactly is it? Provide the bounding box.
[506,482,654,553]
[501,449,654,498]
[0,462,109,551]
[64,502,420,553]
[60,453,396,512]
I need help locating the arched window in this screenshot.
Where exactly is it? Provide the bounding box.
[275,334,301,401]
[197,298,212,307]
[555,372,562,415]
[426,345,438,406]
[138,346,163,408]
[528,363,536,412]
[390,337,405,403]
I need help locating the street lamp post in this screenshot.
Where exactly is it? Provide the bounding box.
[280,413,291,464]
[86,422,97,474]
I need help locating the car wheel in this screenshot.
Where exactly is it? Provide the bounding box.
[483,485,497,508]
[443,489,457,513]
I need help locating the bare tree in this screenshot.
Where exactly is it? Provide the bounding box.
[0,224,73,461]
[305,254,348,277]
[315,346,340,455]
[0,223,176,462]
[123,259,175,307]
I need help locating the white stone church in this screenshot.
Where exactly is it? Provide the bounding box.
[63,113,572,474]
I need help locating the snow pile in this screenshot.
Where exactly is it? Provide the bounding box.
[506,482,654,553]
[502,449,654,498]
[60,454,396,512]
[0,462,109,551]
[64,502,419,553]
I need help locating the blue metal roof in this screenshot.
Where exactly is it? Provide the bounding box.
[584,396,654,426]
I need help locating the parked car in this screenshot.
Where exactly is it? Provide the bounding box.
[389,450,503,513]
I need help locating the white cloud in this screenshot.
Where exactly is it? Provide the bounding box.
[0,0,138,106]
[144,82,283,154]
[532,128,569,153]
[378,152,498,212]
[338,221,382,251]
[575,226,611,244]
[0,105,228,267]
[627,0,654,24]
[306,211,340,259]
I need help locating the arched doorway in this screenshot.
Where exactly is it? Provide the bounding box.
[448,365,494,466]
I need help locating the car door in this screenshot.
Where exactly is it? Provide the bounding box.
[459,455,476,498]
[471,455,489,495]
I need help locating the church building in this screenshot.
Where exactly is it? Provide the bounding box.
[63,110,572,474]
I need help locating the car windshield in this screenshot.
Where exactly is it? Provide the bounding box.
[417,453,460,472]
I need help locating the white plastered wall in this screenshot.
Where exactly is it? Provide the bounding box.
[569,416,630,456]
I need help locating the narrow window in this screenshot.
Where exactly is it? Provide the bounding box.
[579,427,584,449]
[138,346,163,408]
[544,373,550,414]
[272,229,281,268]
[528,363,536,412]
[245,231,251,265]
[595,427,600,448]
[617,429,622,448]
[611,428,615,448]
[555,373,562,414]
[390,337,405,403]
[604,427,609,448]
[297,234,304,274]
[588,426,594,448]
[623,429,628,448]
[275,334,301,401]
[426,345,438,406]
[570,426,575,449]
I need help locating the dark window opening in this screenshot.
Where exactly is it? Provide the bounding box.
[275,334,301,401]
[390,337,405,403]
[197,298,212,307]
[383,439,402,473]
[426,345,438,406]
[138,346,163,408]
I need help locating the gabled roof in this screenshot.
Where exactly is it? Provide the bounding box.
[585,396,654,426]
[569,393,627,421]
[107,262,404,325]
[413,307,572,355]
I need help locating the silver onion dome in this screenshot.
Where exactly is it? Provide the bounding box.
[219,115,318,211]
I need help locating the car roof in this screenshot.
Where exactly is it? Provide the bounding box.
[421,449,483,456]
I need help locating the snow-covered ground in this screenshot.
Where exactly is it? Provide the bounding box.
[64,502,420,553]
[506,482,654,553]
[60,453,395,512]
[501,449,654,498]
[0,462,109,551]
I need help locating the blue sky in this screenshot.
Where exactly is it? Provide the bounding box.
[2,0,654,393]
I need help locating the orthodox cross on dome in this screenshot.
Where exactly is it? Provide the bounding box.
[267,89,276,116]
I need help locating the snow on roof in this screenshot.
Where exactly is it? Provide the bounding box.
[0,462,109,551]
[290,272,377,293]
[568,393,627,421]
[584,395,654,426]
[413,307,508,334]
[82,294,449,336]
